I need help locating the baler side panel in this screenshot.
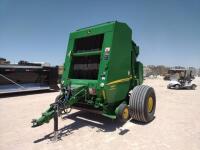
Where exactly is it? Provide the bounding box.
[105,23,132,104]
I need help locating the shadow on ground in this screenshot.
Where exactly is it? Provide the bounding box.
[33,111,155,143]
[33,111,133,143]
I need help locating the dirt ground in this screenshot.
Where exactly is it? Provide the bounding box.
[0,77,200,150]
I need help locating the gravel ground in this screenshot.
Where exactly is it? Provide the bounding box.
[0,77,200,150]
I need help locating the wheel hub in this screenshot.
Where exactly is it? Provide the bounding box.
[148,96,153,113]
[123,107,129,119]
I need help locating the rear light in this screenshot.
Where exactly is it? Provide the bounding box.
[89,88,96,95]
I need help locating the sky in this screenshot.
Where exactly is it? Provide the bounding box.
[0,0,200,68]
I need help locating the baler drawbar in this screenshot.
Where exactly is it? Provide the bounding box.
[32,84,87,127]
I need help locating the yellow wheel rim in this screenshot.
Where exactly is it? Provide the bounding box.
[123,107,129,119]
[148,96,154,113]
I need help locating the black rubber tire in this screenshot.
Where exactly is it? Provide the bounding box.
[129,85,156,123]
[175,84,180,90]
[117,103,130,123]
[167,84,171,89]
[191,84,196,90]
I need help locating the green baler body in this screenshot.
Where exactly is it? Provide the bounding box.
[61,21,143,118]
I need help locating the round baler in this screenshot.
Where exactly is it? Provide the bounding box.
[32,21,156,140]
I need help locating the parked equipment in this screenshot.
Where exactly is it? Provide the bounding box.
[0,60,59,94]
[32,21,156,140]
[167,69,197,90]
[164,68,187,80]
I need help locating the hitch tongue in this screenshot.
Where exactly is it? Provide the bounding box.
[31,107,55,128]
